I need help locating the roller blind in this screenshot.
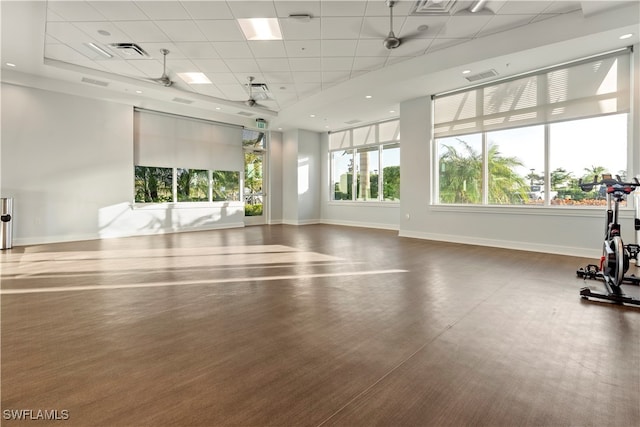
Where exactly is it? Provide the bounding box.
[329,119,400,150]
[434,48,631,138]
[134,109,243,171]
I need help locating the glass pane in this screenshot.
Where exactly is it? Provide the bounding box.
[550,114,627,206]
[134,166,173,203]
[332,150,353,200]
[177,168,209,202]
[382,144,400,201]
[486,126,543,205]
[242,129,265,149]
[437,134,482,204]
[355,147,379,201]
[245,152,263,216]
[213,171,240,201]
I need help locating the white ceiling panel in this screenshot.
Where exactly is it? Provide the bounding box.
[274,1,321,18]
[88,1,148,21]
[279,18,321,40]
[261,72,295,84]
[204,72,239,84]
[355,39,391,57]
[174,42,219,59]
[213,42,253,59]
[191,59,230,73]
[360,16,405,39]
[224,58,261,72]
[498,0,558,14]
[258,58,292,72]
[113,21,171,43]
[476,15,535,38]
[321,1,367,17]
[181,1,234,19]
[293,71,322,83]
[137,43,185,59]
[321,17,365,39]
[248,41,288,58]
[73,22,133,44]
[134,1,191,20]
[196,20,246,42]
[321,40,358,57]
[352,56,387,71]
[284,40,322,57]
[47,1,105,21]
[439,15,495,38]
[289,57,322,72]
[226,1,278,18]
[154,21,208,42]
[321,57,354,71]
[46,22,95,45]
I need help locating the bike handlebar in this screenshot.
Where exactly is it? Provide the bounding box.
[578,175,640,193]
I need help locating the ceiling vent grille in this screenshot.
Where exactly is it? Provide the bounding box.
[250,82,272,100]
[81,77,109,87]
[465,69,498,82]
[411,0,458,15]
[109,43,149,58]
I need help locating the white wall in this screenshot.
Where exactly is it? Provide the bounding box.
[1,84,244,246]
[281,129,321,225]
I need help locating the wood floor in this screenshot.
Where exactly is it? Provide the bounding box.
[1,224,639,426]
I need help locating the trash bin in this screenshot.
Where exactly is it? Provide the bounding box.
[1,198,13,250]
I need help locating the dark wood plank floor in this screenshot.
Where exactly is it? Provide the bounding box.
[1,224,638,426]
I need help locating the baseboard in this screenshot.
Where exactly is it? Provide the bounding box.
[398,229,600,259]
[11,222,245,247]
[281,219,321,226]
[320,219,399,231]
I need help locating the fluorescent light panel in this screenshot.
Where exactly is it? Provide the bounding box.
[85,42,112,58]
[238,18,282,40]
[177,72,212,84]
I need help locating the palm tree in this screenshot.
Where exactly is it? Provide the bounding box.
[487,144,528,204]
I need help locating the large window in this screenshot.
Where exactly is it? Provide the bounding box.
[329,119,400,202]
[133,109,243,204]
[434,48,631,207]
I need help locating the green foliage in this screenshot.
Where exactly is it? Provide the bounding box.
[244,204,263,216]
[383,166,400,201]
[135,166,172,202]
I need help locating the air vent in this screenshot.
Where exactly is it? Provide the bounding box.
[412,0,458,15]
[250,82,271,100]
[465,69,498,82]
[109,43,149,58]
[172,97,193,104]
[81,77,109,87]
[238,111,255,117]
[344,119,362,125]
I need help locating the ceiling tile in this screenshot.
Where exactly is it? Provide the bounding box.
[352,56,386,71]
[137,43,185,59]
[72,22,132,44]
[87,1,148,21]
[355,39,390,57]
[191,59,230,73]
[496,1,555,14]
[130,59,165,77]
[134,1,190,20]
[258,58,292,72]
[439,15,495,38]
[227,1,278,18]
[154,21,208,42]
[289,57,322,71]
[46,22,93,45]
[45,43,105,68]
[364,0,413,17]
[321,17,364,39]
[279,17,321,40]
[322,71,350,83]
[360,16,404,39]
[213,42,253,59]
[274,1,321,18]
[46,8,66,23]
[181,1,234,19]
[400,16,449,39]
[196,20,246,42]
[248,41,287,58]
[293,71,322,83]
[427,38,471,53]
[321,57,354,71]
[113,21,170,43]
[224,58,261,72]
[174,42,219,59]
[321,1,367,17]
[204,73,239,84]
[285,40,321,57]
[47,1,105,21]
[541,2,582,14]
[388,38,430,57]
[262,72,295,84]
[163,59,198,73]
[190,85,226,98]
[321,40,358,57]
[99,59,151,76]
[476,15,534,38]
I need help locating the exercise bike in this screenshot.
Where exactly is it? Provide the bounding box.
[576,174,640,306]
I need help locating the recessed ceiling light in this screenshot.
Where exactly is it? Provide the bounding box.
[177,72,212,84]
[135,90,142,94]
[238,18,282,41]
[365,95,372,99]
[619,33,633,40]
[389,110,396,113]
[216,107,221,110]
[310,114,316,118]
[462,69,471,74]
[5,62,16,67]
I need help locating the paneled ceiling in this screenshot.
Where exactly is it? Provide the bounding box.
[1,1,639,131]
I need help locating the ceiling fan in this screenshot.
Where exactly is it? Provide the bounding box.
[244,76,267,108]
[145,48,173,87]
[382,0,428,50]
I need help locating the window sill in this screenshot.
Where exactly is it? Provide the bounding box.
[131,201,244,210]
[429,203,636,218]
[327,201,400,208]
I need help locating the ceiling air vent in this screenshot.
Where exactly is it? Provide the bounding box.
[249,82,271,101]
[411,0,458,15]
[81,77,109,87]
[172,97,193,104]
[465,69,498,82]
[109,43,149,58]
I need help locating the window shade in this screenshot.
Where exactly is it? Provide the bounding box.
[134,109,243,171]
[329,119,400,150]
[433,49,631,138]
